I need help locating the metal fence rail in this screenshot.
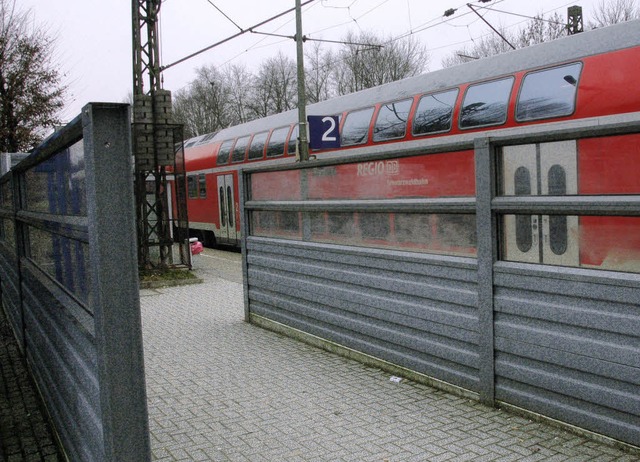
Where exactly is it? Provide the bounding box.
[0,103,151,461]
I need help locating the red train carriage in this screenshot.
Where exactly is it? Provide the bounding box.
[173,20,640,272]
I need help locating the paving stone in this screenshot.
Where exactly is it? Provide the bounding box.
[140,248,640,461]
[0,307,61,461]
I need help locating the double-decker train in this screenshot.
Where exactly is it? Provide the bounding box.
[176,20,640,272]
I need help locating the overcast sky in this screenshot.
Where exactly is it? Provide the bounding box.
[21,0,603,122]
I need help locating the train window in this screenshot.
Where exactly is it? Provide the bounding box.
[266,126,290,158]
[248,132,269,160]
[341,107,374,146]
[502,215,640,273]
[373,99,412,142]
[254,211,276,232]
[360,213,390,239]
[280,212,299,232]
[250,211,301,240]
[547,165,568,255]
[217,140,234,165]
[231,136,250,163]
[187,175,198,199]
[219,187,226,227]
[226,186,234,227]
[413,89,458,136]
[198,174,206,198]
[310,212,327,235]
[514,166,533,253]
[200,132,217,143]
[460,77,514,129]
[328,212,356,236]
[395,214,432,244]
[288,125,299,156]
[437,215,477,250]
[516,63,582,122]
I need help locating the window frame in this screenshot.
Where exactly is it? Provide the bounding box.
[216,139,235,165]
[372,98,413,143]
[231,135,250,163]
[515,62,582,123]
[248,132,269,161]
[341,107,375,147]
[459,76,515,130]
[266,126,292,158]
[412,88,459,137]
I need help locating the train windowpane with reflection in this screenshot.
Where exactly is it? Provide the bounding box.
[217,140,234,165]
[341,107,374,146]
[373,99,412,142]
[413,89,458,135]
[231,136,250,163]
[266,127,289,158]
[516,63,582,121]
[288,125,299,155]
[187,175,197,199]
[248,132,269,160]
[460,77,513,128]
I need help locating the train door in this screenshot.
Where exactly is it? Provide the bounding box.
[217,174,237,243]
[502,140,579,266]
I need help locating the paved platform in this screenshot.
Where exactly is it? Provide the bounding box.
[1,246,638,461]
[141,249,639,461]
[0,308,60,461]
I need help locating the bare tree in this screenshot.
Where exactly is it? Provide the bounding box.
[173,65,229,138]
[249,52,297,118]
[333,31,429,95]
[516,12,566,46]
[223,64,253,125]
[304,41,335,104]
[588,0,640,28]
[0,0,66,152]
[442,13,567,68]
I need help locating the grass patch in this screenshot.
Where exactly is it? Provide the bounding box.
[139,268,198,283]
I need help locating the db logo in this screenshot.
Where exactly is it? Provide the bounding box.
[357,160,400,176]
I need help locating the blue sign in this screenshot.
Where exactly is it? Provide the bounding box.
[308,115,340,150]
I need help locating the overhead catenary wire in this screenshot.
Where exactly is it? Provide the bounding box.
[160,0,317,72]
[250,30,384,50]
[171,0,579,93]
[203,0,244,32]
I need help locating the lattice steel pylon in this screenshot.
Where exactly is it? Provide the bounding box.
[132,0,190,269]
[567,6,584,35]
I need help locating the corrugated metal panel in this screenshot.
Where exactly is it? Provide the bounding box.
[247,238,480,391]
[494,264,640,447]
[0,249,22,347]
[0,105,151,461]
[21,264,103,460]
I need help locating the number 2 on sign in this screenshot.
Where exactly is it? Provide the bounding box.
[322,117,337,142]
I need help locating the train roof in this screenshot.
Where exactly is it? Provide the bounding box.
[184,19,640,146]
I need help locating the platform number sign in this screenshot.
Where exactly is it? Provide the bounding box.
[308,115,341,150]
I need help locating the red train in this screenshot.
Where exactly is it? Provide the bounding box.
[175,20,640,272]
